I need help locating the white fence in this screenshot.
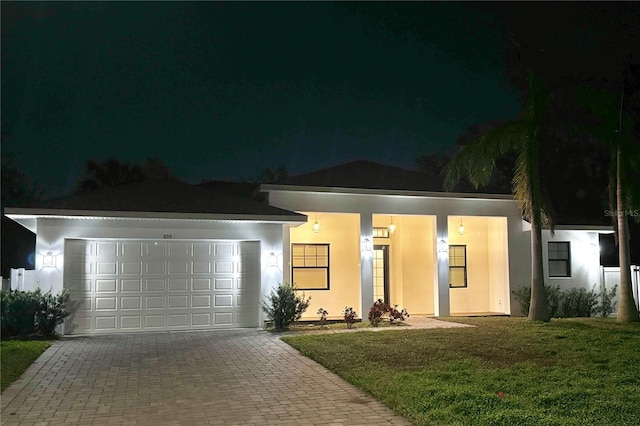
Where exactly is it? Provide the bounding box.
[9,268,38,292]
[600,265,640,311]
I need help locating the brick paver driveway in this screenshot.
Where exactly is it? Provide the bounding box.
[1,329,410,425]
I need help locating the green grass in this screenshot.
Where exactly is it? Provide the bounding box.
[1,340,51,392]
[282,317,640,425]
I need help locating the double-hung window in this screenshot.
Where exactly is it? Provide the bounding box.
[548,242,571,277]
[291,244,330,290]
[449,245,467,288]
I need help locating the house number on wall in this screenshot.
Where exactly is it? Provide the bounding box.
[163,234,173,239]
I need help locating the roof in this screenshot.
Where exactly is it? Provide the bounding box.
[283,160,446,192]
[5,180,305,231]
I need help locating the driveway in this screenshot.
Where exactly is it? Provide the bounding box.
[1,329,411,425]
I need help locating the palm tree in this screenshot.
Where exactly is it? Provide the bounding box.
[444,70,552,321]
[576,85,640,323]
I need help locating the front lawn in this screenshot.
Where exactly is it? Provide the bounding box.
[282,317,640,426]
[1,340,51,392]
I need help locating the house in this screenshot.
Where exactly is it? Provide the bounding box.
[4,161,612,334]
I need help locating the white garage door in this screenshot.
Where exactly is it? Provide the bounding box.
[64,239,260,334]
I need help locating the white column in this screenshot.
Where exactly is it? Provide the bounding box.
[360,212,374,318]
[435,214,451,316]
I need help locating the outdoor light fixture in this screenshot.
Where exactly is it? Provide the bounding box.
[362,237,373,253]
[268,252,277,268]
[388,216,396,234]
[438,239,449,254]
[458,218,465,236]
[312,215,321,234]
[43,251,55,268]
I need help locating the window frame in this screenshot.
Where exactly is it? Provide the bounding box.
[449,245,467,288]
[548,241,571,277]
[373,227,390,238]
[291,243,330,290]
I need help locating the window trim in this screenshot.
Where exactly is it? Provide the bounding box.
[291,243,330,290]
[449,245,467,288]
[373,227,390,238]
[548,241,571,277]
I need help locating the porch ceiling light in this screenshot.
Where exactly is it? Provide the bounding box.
[458,218,465,236]
[312,215,321,234]
[388,216,396,234]
[43,251,55,268]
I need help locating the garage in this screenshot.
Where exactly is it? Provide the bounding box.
[64,239,260,334]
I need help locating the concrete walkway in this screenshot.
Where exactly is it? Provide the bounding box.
[1,318,468,425]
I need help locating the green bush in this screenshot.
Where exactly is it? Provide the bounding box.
[1,289,71,338]
[513,284,609,318]
[262,283,311,330]
[561,287,598,318]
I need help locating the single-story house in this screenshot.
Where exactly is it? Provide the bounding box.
[4,161,612,334]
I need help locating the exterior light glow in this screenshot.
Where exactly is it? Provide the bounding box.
[43,251,55,268]
[458,218,465,236]
[313,215,321,234]
[388,216,396,234]
[362,237,373,253]
[438,239,448,254]
[268,252,277,268]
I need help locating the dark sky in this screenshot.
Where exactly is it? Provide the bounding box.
[2,2,520,198]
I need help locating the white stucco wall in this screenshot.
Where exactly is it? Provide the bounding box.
[33,217,286,326]
[265,189,530,317]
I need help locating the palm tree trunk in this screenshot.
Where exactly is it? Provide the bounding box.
[616,147,640,322]
[529,212,550,321]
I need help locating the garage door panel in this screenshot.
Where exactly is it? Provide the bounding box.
[120,316,142,329]
[169,295,188,308]
[169,278,189,291]
[64,239,259,334]
[145,279,165,291]
[96,279,117,293]
[169,261,189,274]
[192,278,211,291]
[214,294,233,308]
[120,297,142,310]
[95,297,117,311]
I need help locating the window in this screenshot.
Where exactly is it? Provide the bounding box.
[449,245,467,288]
[548,242,571,277]
[292,244,330,290]
[373,227,390,238]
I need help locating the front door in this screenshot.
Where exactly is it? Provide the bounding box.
[373,245,390,303]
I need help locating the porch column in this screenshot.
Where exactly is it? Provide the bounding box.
[282,224,292,284]
[360,212,374,319]
[435,214,451,316]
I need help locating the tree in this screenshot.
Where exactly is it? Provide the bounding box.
[444,71,552,321]
[576,84,640,323]
[257,165,288,184]
[76,158,175,193]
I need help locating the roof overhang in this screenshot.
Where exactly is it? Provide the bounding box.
[260,184,515,201]
[5,208,307,234]
[550,225,614,233]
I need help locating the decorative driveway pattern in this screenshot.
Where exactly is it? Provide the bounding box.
[1,329,411,426]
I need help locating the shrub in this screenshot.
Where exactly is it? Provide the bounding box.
[1,289,72,338]
[368,299,410,326]
[344,307,357,329]
[594,284,617,317]
[513,284,607,318]
[561,287,598,318]
[316,308,328,327]
[368,299,388,327]
[262,283,311,330]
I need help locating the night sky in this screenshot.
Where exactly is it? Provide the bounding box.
[2,2,519,199]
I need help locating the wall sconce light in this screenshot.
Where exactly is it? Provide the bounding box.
[388,216,396,234]
[43,251,56,268]
[438,239,449,254]
[458,218,465,236]
[268,252,277,268]
[362,237,373,253]
[312,214,321,234]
